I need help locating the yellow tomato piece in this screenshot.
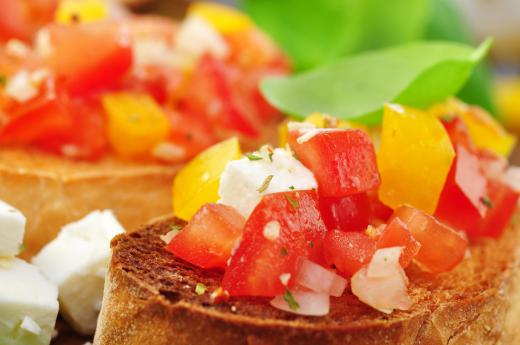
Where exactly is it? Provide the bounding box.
[103,93,170,159]
[496,78,520,133]
[378,104,455,214]
[430,98,516,157]
[55,0,108,24]
[189,2,252,34]
[173,137,242,221]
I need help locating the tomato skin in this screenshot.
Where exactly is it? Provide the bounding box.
[319,193,370,232]
[289,129,380,197]
[470,180,519,238]
[0,0,56,42]
[167,203,245,269]
[323,230,376,277]
[36,98,108,160]
[46,21,132,96]
[0,80,73,145]
[435,143,488,234]
[376,218,421,268]
[179,54,259,137]
[391,206,468,273]
[368,191,393,224]
[222,190,327,297]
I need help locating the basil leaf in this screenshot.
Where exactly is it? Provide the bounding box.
[425,0,495,113]
[261,40,491,125]
[241,0,364,71]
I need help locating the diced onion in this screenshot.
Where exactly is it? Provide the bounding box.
[270,291,329,316]
[295,258,347,297]
[351,247,412,314]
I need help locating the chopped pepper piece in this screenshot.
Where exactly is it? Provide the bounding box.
[173,137,242,221]
[378,103,455,214]
[55,0,108,24]
[102,92,170,159]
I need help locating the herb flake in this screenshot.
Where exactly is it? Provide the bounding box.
[480,196,494,209]
[309,240,314,249]
[285,195,299,209]
[257,175,274,193]
[288,186,295,190]
[246,153,263,161]
[169,224,183,232]
[0,75,6,86]
[18,243,26,254]
[195,283,207,295]
[283,290,300,311]
[280,247,288,257]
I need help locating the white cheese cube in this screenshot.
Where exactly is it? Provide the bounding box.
[0,258,59,345]
[0,200,26,258]
[219,148,317,218]
[32,210,125,335]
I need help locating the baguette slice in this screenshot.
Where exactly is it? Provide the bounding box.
[0,148,180,258]
[94,213,520,345]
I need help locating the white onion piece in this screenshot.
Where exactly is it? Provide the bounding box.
[366,247,404,279]
[295,258,347,297]
[270,291,329,316]
[503,167,520,193]
[351,247,412,314]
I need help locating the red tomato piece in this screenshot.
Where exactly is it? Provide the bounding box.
[0,0,56,42]
[178,54,259,137]
[0,80,73,145]
[167,204,245,269]
[471,180,519,238]
[376,218,421,268]
[367,190,393,224]
[320,193,370,232]
[222,190,327,297]
[36,98,108,160]
[288,129,380,197]
[323,230,376,277]
[392,206,468,273]
[165,110,217,162]
[46,21,132,96]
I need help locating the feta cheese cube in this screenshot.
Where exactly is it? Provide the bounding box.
[0,258,59,345]
[0,200,26,258]
[218,148,317,217]
[32,210,125,335]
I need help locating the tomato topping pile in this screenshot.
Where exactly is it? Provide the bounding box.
[0,1,289,161]
[166,102,518,316]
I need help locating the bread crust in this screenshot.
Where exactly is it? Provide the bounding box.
[94,213,520,345]
[0,149,180,258]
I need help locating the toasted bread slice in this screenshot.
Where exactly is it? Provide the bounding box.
[94,213,520,345]
[0,148,180,258]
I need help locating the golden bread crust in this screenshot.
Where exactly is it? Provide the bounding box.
[94,213,520,345]
[0,148,180,257]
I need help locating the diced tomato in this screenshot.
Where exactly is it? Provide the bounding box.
[441,116,475,151]
[36,98,108,160]
[435,143,488,233]
[288,129,380,197]
[222,190,327,297]
[367,190,393,224]
[376,218,421,268]
[391,206,468,273]
[178,54,260,137]
[323,230,376,277]
[0,0,56,42]
[167,203,245,269]
[470,180,519,238]
[319,193,370,232]
[165,110,217,161]
[0,80,73,145]
[122,65,184,105]
[46,21,132,96]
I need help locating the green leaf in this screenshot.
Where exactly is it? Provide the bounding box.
[241,0,431,71]
[261,40,491,125]
[425,0,495,113]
